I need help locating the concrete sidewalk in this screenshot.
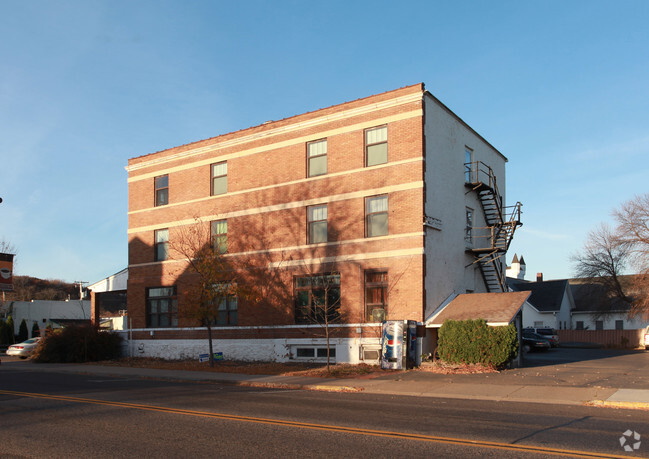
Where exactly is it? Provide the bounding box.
[3,359,648,410]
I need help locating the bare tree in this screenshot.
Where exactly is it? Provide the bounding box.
[571,223,630,304]
[294,268,344,371]
[614,193,649,316]
[170,219,245,367]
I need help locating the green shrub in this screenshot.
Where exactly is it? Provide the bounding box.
[18,319,28,342]
[437,319,518,368]
[0,321,8,345]
[32,325,123,363]
[31,322,40,337]
[4,316,15,344]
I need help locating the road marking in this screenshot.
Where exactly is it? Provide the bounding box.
[0,389,635,458]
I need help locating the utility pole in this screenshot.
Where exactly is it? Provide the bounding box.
[74,281,87,299]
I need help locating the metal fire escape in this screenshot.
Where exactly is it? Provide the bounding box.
[465,161,522,292]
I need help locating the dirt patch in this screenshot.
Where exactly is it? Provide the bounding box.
[88,357,496,378]
[418,361,499,374]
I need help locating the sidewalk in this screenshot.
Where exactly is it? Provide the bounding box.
[3,358,648,410]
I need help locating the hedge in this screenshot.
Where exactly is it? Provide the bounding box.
[437,319,518,368]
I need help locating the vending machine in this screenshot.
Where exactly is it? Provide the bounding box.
[381,320,405,370]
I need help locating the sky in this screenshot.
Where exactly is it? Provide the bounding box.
[1,0,648,284]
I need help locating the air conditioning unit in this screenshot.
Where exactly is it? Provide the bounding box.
[371,308,386,323]
[360,346,381,361]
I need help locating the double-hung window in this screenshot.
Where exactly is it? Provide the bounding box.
[155,175,169,206]
[211,162,227,196]
[365,271,388,322]
[154,229,169,261]
[307,139,327,177]
[366,195,388,237]
[365,126,387,166]
[308,205,327,244]
[211,220,227,254]
[146,286,177,328]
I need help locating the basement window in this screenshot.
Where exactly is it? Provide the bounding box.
[293,346,336,360]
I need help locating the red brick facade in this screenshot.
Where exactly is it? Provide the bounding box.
[127,84,428,337]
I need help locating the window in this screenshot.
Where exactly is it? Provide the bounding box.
[211,162,227,196]
[308,205,327,244]
[465,208,473,246]
[615,320,624,330]
[155,175,169,206]
[576,321,584,330]
[294,273,341,324]
[146,286,177,328]
[365,271,387,322]
[308,139,327,177]
[534,321,544,328]
[154,229,169,261]
[211,283,238,326]
[366,126,387,166]
[294,347,336,359]
[211,220,227,254]
[464,147,474,182]
[366,195,388,237]
[596,320,604,331]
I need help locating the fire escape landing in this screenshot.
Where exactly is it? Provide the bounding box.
[465,161,522,292]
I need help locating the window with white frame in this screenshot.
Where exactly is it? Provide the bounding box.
[308,204,327,244]
[211,220,227,254]
[211,162,227,196]
[307,139,327,177]
[366,195,388,237]
[154,229,169,261]
[365,126,387,166]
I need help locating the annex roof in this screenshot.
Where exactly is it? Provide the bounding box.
[426,291,530,328]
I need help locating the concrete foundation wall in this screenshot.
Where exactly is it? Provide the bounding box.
[116,332,383,364]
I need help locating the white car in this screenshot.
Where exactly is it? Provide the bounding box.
[6,337,42,358]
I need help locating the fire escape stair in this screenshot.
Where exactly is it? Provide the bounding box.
[465,162,522,293]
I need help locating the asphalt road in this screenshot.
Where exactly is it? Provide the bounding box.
[1,365,647,458]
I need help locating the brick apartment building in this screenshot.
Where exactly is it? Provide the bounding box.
[122,83,522,363]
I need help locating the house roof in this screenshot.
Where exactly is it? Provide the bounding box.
[569,279,633,313]
[507,278,569,312]
[427,291,530,327]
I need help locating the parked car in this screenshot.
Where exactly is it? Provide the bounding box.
[6,337,42,359]
[644,326,649,350]
[521,331,551,352]
[525,327,559,347]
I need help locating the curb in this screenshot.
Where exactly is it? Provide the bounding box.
[588,400,649,411]
[237,380,363,393]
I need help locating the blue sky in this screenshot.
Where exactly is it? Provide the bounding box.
[1,0,648,284]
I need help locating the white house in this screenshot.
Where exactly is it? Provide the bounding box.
[1,300,91,337]
[507,277,575,330]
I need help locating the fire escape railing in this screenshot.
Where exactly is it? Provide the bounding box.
[465,161,522,292]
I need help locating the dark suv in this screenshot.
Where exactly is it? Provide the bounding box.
[525,328,559,348]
